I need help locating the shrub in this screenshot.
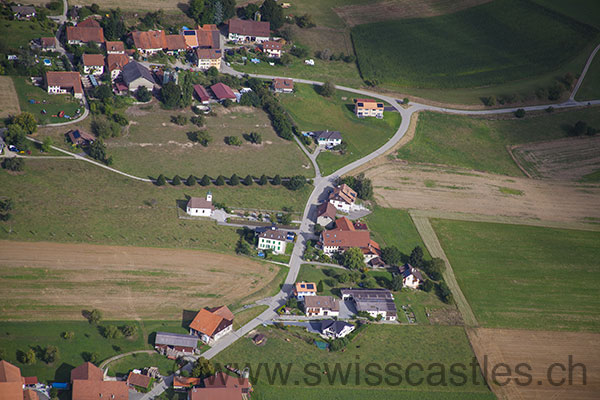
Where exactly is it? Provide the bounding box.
[61,331,75,340]
[101,324,123,339]
[190,115,204,127]
[85,308,102,324]
[244,132,262,144]
[171,115,188,125]
[120,324,137,337]
[481,96,496,106]
[319,81,335,97]
[0,198,13,222]
[42,345,59,363]
[222,99,233,108]
[436,281,453,304]
[224,136,242,146]
[2,158,24,172]
[271,174,281,185]
[514,108,526,118]
[41,136,53,152]
[136,86,152,102]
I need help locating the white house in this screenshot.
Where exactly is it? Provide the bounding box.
[398,264,424,289]
[261,41,282,58]
[257,228,287,255]
[315,130,342,147]
[328,184,358,213]
[304,296,339,317]
[186,193,214,217]
[189,306,234,345]
[227,19,270,43]
[82,54,104,76]
[320,320,355,339]
[354,98,384,119]
[45,71,83,99]
[320,217,381,263]
[294,282,317,301]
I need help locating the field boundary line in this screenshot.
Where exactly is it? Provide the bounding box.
[409,213,478,326]
[505,145,533,179]
[99,349,155,370]
[409,209,600,232]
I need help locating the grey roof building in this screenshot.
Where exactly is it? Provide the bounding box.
[154,331,199,350]
[122,61,156,91]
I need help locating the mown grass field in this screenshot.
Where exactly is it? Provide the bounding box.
[575,52,600,101]
[0,320,186,382]
[365,207,428,257]
[0,18,54,49]
[95,102,313,178]
[213,324,494,399]
[351,0,599,89]
[432,219,600,331]
[0,76,21,119]
[397,108,600,176]
[0,160,311,252]
[106,352,177,377]
[12,76,83,124]
[278,84,401,175]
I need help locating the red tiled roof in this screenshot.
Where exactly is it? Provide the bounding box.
[173,376,202,389]
[166,34,187,51]
[193,84,210,102]
[196,48,222,60]
[208,305,234,321]
[67,25,104,43]
[228,19,270,38]
[210,83,236,100]
[317,202,336,220]
[203,372,250,390]
[189,387,242,400]
[321,229,371,249]
[41,37,56,47]
[197,24,220,48]
[0,361,24,400]
[45,71,83,94]
[23,376,38,385]
[107,53,129,72]
[189,307,233,337]
[105,41,125,52]
[262,40,282,50]
[82,53,104,66]
[273,78,293,90]
[132,30,166,50]
[23,389,39,400]
[335,217,354,231]
[127,372,151,388]
[71,362,103,382]
[78,18,101,28]
[72,380,128,400]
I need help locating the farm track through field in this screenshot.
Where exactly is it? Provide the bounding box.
[409,215,478,327]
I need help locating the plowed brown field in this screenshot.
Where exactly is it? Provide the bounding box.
[0,241,277,321]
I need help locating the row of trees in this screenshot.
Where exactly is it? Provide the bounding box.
[245,78,297,140]
[155,173,306,189]
[17,345,59,365]
[482,73,577,107]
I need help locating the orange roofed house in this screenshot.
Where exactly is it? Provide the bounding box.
[67,18,104,45]
[189,372,252,400]
[105,40,125,54]
[320,217,381,263]
[294,281,317,301]
[131,30,167,56]
[71,362,128,400]
[45,71,83,99]
[0,360,39,400]
[82,53,105,76]
[354,98,384,119]
[189,306,234,345]
[182,24,220,49]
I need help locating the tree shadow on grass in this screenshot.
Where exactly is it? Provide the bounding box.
[181,309,197,330]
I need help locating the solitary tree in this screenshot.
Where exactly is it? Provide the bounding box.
[88,309,102,324]
[41,137,53,152]
[514,108,526,118]
[317,280,324,293]
[381,246,402,266]
[320,81,335,97]
[191,357,215,379]
[42,346,59,364]
[409,246,424,268]
[391,274,404,291]
[12,112,37,135]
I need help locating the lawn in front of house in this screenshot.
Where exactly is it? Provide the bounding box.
[397,108,600,176]
[11,76,83,124]
[279,84,401,176]
[432,219,600,331]
[365,207,429,258]
[0,159,311,252]
[212,324,494,399]
[102,102,313,179]
[106,352,177,377]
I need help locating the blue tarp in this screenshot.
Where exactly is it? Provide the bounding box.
[52,382,69,389]
[250,58,260,64]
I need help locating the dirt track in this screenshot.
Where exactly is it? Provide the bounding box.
[468,328,600,400]
[364,162,600,226]
[0,241,277,321]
